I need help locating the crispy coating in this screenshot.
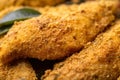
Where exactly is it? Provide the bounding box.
[0,0,65,11]
[42,20,120,80]
[0,1,117,64]
[0,60,37,80]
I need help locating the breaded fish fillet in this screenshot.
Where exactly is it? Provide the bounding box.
[0,37,37,79]
[0,60,37,80]
[0,1,117,64]
[0,0,65,11]
[42,20,120,80]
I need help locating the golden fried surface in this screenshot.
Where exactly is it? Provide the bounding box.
[0,1,117,64]
[0,60,37,80]
[0,0,65,11]
[42,20,120,80]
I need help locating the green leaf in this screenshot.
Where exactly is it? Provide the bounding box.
[0,7,41,36]
[0,7,41,27]
[0,25,12,35]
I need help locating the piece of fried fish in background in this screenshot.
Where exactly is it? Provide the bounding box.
[0,0,65,11]
[0,0,96,18]
[0,37,37,79]
[0,60,37,80]
[0,0,117,19]
[0,4,80,19]
[118,76,120,80]
[0,1,117,64]
[42,20,120,80]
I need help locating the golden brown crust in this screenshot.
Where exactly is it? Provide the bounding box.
[42,20,120,80]
[0,1,117,64]
[0,60,37,80]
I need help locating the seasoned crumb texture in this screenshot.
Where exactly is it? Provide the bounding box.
[0,60,37,80]
[42,20,120,80]
[0,1,117,64]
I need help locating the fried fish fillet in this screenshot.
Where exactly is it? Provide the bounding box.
[0,60,37,80]
[42,20,120,80]
[0,1,117,64]
[0,0,65,11]
[0,36,37,79]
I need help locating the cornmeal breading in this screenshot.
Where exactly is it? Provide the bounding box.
[0,60,37,80]
[42,20,120,80]
[0,1,117,64]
